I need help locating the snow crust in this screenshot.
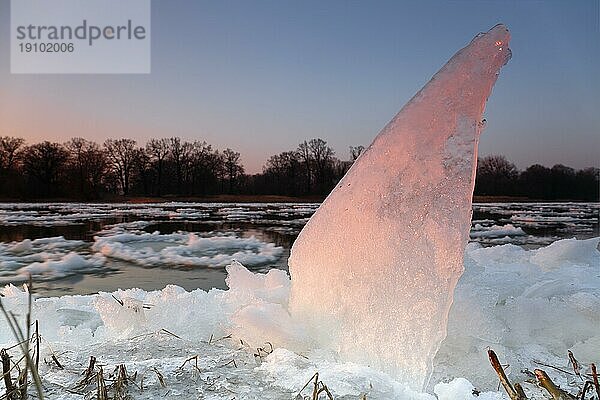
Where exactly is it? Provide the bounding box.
[1,237,598,399]
[288,24,512,390]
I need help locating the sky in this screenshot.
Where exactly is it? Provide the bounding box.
[0,0,598,173]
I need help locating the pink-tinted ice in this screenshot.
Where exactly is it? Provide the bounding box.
[288,24,511,391]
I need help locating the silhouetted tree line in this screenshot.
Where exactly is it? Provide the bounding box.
[250,141,364,196]
[0,136,597,200]
[474,155,598,200]
[0,136,244,199]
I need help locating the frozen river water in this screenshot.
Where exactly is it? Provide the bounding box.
[0,202,598,297]
[0,201,599,399]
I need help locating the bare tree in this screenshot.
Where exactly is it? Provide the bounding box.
[308,138,334,193]
[222,148,244,193]
[22,141,69,197]
[190,141,218,195]
[66,138,87,195]
[478,155,518,178]
[297,141,313,194]
[0,136,25,194]
[350,145,365,161]
[133,147,153,196]
[0,136,25,172]
[146,138,170,195]
[169,137,193,194]
[476,154,518,195]
[85,144,109,197]
[65,138,108,198]
[263,151,300,195]
[103,138,137,196]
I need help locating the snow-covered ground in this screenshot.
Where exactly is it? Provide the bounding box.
[0,202,598,398]
[1,237,598,399]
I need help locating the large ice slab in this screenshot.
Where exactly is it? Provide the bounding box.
[288,24,512,390]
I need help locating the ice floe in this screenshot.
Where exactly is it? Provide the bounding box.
[470,223,526,238]
[92,232,284,268]
[0,236,104,283]
[0,202,596,247]
[0,231,284,283]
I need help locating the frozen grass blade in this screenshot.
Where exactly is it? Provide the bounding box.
[151,367,166,388]
[0,278,44,400]
[568,351,581,380]
[1,349,16,400]
[591,364,600,400]
[534,369,576,400]
[488,349,526,400]
[96,367,107,400]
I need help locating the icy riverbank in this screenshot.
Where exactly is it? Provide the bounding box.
[1,237,598,399]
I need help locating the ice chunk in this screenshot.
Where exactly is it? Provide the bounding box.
[224,262,308,349]
[432,237,600,391]
[0,236,101,283]
[288,24,511,390]
[94,295,148,336]
[530,237,600,270]
[93,232,283,268]
[225,261,291,304]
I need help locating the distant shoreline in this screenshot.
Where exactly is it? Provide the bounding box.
[0,194,597,204]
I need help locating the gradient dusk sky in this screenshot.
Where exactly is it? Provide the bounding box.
[0,0,598,173]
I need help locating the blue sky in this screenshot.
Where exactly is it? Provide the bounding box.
[0,0,598,173]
